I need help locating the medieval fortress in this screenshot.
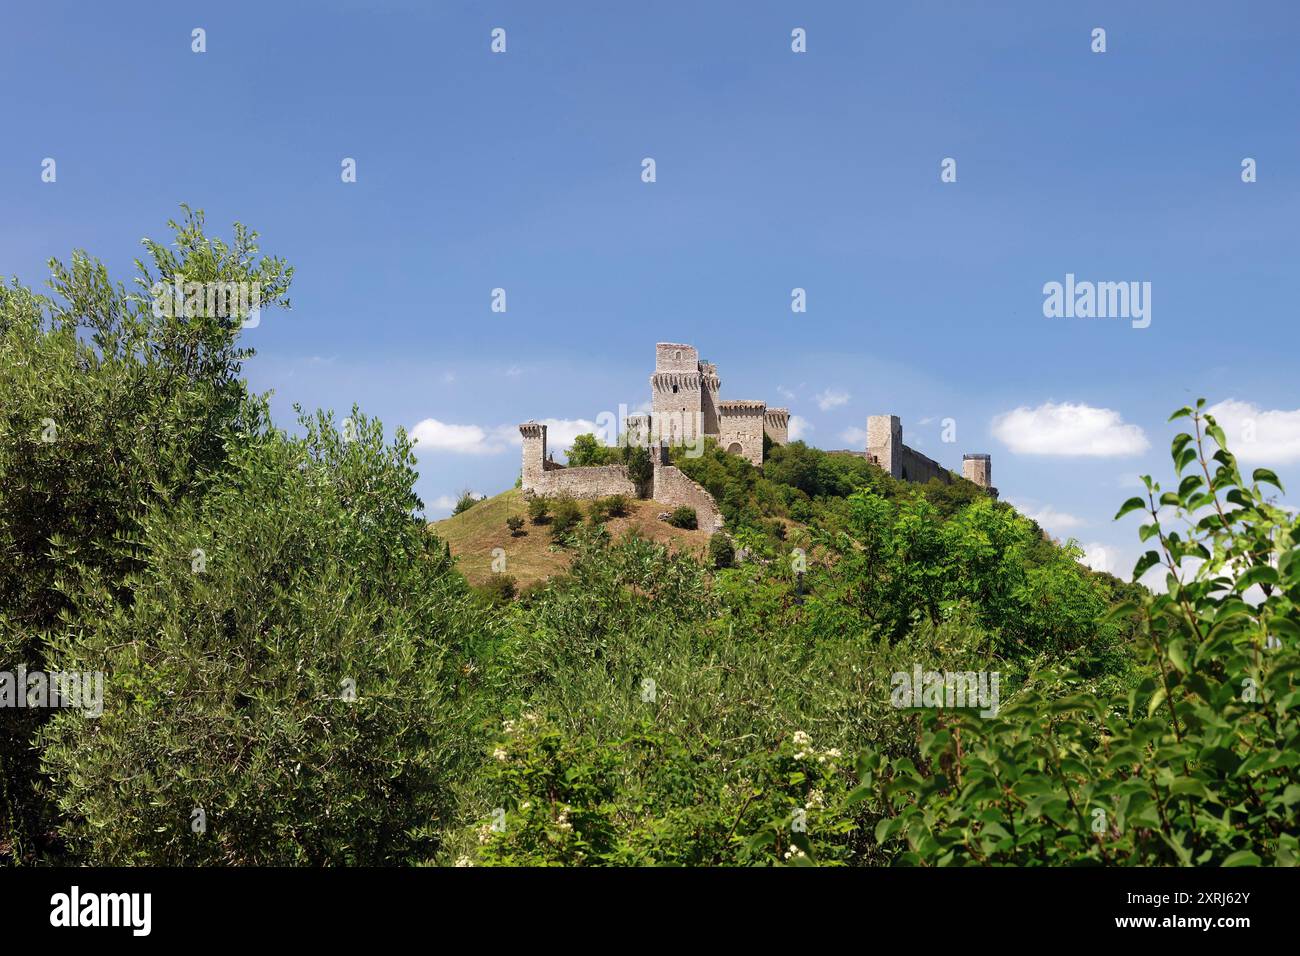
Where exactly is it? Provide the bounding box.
[519,342,994,532]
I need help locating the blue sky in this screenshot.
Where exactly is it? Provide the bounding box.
[3,1,1298,581]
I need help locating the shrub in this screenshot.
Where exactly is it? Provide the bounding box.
[622,445,653,497]
[506,515,525,536]
[708,532,735,569]
[549,497,583,542]
[527,497,550,524]
[452,489,479,516]
[479,573,518,605]
[589,495,630,525]
[668,506,697,530]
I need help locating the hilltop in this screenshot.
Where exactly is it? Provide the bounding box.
[429,488,715,589]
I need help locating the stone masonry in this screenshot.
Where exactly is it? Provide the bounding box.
[518,342,996,508]
[516,422,724,533]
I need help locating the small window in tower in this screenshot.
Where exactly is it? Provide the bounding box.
[672,385,678,394]
[674,350,682,361]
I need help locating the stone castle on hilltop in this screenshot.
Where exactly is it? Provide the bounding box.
[623,342,788,467]
[517,342,994,531]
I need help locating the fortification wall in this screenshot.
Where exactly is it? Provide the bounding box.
[652,463,724,533]
[764,407,790,446]
[719,401,766,466]
[528,464,637,499]
[898,445,953,485]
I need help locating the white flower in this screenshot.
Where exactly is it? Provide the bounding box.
[792,730,811,747]
[454,855,474,867]
[502,719,516,734]
[492,747,508,762]
[806,789,825,810]
[477,824,493,844]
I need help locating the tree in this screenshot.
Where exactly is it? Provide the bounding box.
[0,207,291,861]
[567,433,618,467]
[38,410,477,864]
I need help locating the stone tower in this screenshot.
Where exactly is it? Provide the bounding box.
[867,414,902,478]
[962,453,991,489]
[764,407,790,446]
[650,343,705,443]
[700,361,721,437]
[519,421,547,487]
[718,400,766,466]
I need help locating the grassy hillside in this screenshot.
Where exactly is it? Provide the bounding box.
[430,489,714,588]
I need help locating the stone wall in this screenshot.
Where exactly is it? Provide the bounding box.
[519,422,721,527]
[652,461,724,533]
[764,407,790,446]
[898,445,952,485]
[719,401,766,466]
[529,464,638,499]
[863,413,998,488]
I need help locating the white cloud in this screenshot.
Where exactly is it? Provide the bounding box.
[409,416,599,457]
[1080,541,1113,574]
[788,415,812,441]
[1206,399,1300,465]
[1006,498,1085,531]
[816,388,851,411]
[777,385,798,401]
[431,494,459,510]
[839,426,868,446]
[991,402,1149,457]
[538,417,601,456]
[409,419,505,455]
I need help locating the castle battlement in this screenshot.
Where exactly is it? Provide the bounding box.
[519,342,995,499]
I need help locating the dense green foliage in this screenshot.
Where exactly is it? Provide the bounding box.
[667,506,697,530]
[708,532,735,570]
[3,216,1294,867]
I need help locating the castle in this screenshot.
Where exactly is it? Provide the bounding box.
[623,342,788,467]
[517,342,994,531]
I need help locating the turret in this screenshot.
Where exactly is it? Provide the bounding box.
[519,421,547,491]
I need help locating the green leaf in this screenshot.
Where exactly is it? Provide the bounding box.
[1221,849,1261,867]
[1133,551,1162,580]
[1252,467,1283,491]
[1167,639,1188,675]
[1114,497,1147,521]
[1237,566,1279,592]
[1147,686,1168,719]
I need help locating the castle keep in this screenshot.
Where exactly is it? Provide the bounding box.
[626,342,788,467]
[518,342,995,526]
